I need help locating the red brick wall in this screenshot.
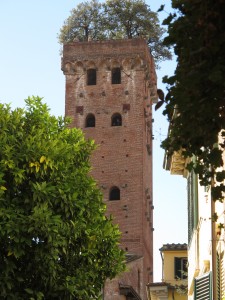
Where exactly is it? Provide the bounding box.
[62,39,157,299]
[104,257,144,299]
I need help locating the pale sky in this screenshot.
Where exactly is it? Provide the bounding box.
[0,0,187,282]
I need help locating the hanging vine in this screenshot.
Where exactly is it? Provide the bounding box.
[156,0,225,202]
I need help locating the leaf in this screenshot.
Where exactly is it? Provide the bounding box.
[35,164,40,173]
[7,251,13,256]
[218,223,224,229]
[25,288,34,295]
[157,89,165,101]
[155,100,165,111]
[211,212,218,222]
[165,92,171,102]
[40,156,46,163]
[216,170,225,182]
[157,4,165,12]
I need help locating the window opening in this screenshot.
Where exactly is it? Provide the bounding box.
[109,186,120,200]
[111,113,122,126]
[174,257,188,279]
[76,106,83,114]
[87,69,96,85]
[138,270,141,293]
[112,67,121,84]
[85,114,95,127]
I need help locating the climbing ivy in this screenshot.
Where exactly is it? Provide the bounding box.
[157,0,225,201]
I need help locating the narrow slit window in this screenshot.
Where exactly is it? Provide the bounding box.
[111,113,122,126]
[112,67,121,84]
[86,114,95,127]
[87,69,96,85]
[109,187,120,200]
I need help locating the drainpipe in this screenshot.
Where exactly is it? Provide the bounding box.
[211,175,217,300]
[160,251,164,281]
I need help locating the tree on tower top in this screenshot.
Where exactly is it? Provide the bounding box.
[58,0,171,65]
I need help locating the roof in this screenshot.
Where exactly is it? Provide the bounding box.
[147,282,169,288]
[159,243,187,252]
[119,284,142,300]
[125,253,143,264]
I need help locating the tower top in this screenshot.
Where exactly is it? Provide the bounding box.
[62,38,158,103]
[63,38,151,58]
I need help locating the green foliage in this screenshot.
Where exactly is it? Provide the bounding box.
[58,0,171,65]
[0,96,125,299]
[58,0,105,43]
[174,283,188,295]
[159,0,225,201]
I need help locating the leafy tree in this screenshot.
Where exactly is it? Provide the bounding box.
[103,0,170,63]
[58,0,105,43]
[0,96,125,299]
[157,1,225,202]
[58,0,171,65]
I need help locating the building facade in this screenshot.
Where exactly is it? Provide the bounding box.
[147,243,188,300]
[61,39,158,299]
[164,145,225,300]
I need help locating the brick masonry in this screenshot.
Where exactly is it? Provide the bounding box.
[62,39,157,300]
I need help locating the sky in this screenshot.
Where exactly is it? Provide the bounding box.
[0,0,187,282]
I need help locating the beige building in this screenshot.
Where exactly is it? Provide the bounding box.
[164,142,225,299]
[147,243,188,300]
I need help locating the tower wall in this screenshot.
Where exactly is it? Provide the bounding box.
[62,39,157,300]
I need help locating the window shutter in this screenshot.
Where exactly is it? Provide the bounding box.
[217,252,221,300]
[217,252,225,300]
[221,254,225,300]
[187,172,194,244]
[194,272,211,300]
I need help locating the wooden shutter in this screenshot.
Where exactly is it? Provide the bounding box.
[222,254,225,300]
[217,252,225,300]
[194,272,211,300]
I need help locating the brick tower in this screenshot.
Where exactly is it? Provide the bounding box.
[62,39,157,300]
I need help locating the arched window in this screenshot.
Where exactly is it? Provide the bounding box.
[87,68,96,85]
[111,113,122,126]
[109,186,120,200]
[85,114,95,127]
[112,67,121,84]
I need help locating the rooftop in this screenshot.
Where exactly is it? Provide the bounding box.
[159,243,187,252]
[125,253,143,264]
